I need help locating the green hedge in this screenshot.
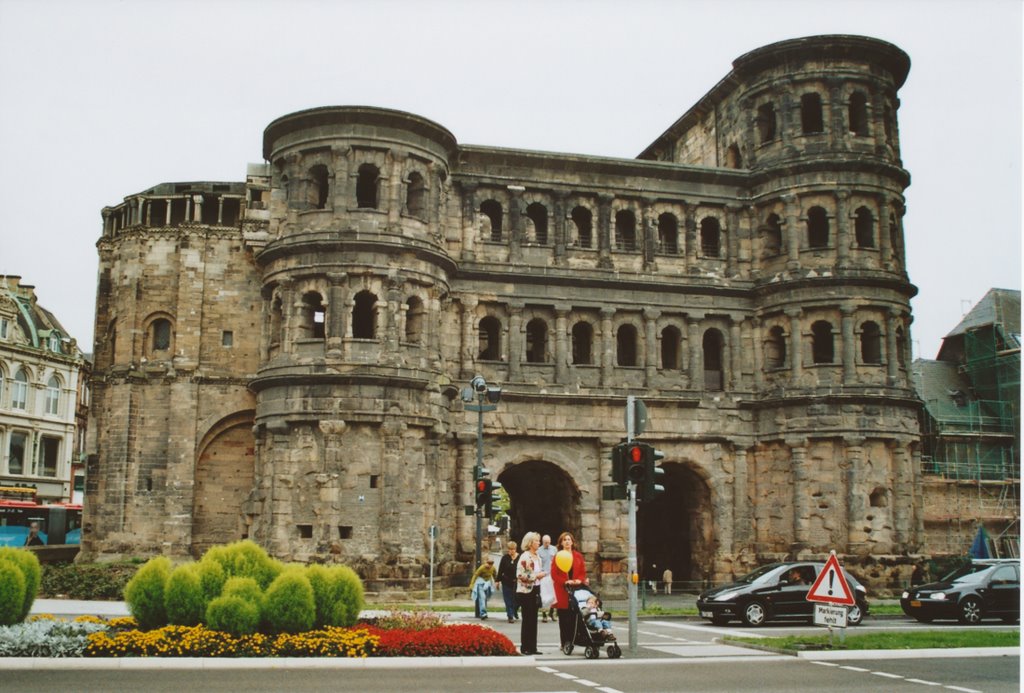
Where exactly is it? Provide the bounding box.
[40,561,140,600]
[0,548,41,621]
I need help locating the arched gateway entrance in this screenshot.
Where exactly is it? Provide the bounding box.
[498,460,580,545]
[637,462,713,587]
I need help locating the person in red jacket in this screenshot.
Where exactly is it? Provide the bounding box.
[551,531,587,649]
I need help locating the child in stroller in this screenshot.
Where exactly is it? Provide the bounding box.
[563,585,621,659]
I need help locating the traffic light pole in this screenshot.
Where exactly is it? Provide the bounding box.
[627,479,638,656]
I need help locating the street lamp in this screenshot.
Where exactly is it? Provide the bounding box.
[462,375,501,574]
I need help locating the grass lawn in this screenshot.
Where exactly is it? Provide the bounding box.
[724,629,1019,651]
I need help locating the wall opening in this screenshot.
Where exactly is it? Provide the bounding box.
[571,321,593,365]
[801,92,824,134]
[480,200,503,241]
[616,324,638,367]
[700,217,721,258]
[703,329,724,391]
[525,203,548,245]
[525,318,548,363]
[637,462,712,583]
[571,206,592,248]
[499,461,580,548]
[811,320,835,364]
[661,325,682,370]
[807,206,829,248]
[615,210,636,251]
[352,291,377,339]
[478,316,502,360]
[658,213,679,254]
[356,164,380,209]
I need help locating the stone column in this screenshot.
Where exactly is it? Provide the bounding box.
[600,307,615,387]
[845,437,867,551]
[555,304,570,384]
[508,302,524,383]
[841,302,857,385]
[456,439,477,556]
[508,186,524,262]
[783,194,800,270]
[886,309,901,385]
[327,273,348,358]
[751,317,764,390]
[871,85,887,154]
[729,316,743,390]
[460,182,478,261]
[733,446,752,552]
[597,194,613,269]
[892,440,912,550]
[386,152,404,224]
[911,445,925,549]
[684,205,698,271]
[877,194,892,267]
[642,198,656,271]
[459,297,478,378]
[725,204,740,276]
[643,308,660,387]
[553,192,568,265]
[786,308,802,384]
[828,79,844,149]
[835,190,850,268]
[688,315,703,391]
[789,439,809,550]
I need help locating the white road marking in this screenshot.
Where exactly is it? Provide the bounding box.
[839,665,870,672]
[871,671,904,679]
[905,679,942,686]
[554,672,577,679]
[944,686,982,693]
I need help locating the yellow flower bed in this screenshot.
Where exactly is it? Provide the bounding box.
[84,624,379,658]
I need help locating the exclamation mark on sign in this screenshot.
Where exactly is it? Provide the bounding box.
[827,570,834,596]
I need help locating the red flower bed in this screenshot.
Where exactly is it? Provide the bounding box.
[364,623,517,656]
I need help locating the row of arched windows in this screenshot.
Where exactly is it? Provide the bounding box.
[268,290,425,345]
[760,205,898,254]
[291,162,428,218]
[755,89,886,147]
[0,366,62,416]
[763,320,905,369]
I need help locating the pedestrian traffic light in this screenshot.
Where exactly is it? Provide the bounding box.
[625,442,646,484]
[475,477,491,511]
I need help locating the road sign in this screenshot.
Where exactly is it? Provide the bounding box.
[812,603,848,628]
[806,552,856,606]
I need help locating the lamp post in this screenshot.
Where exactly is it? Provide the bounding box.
[462,375,502,573]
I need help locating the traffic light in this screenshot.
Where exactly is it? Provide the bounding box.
[645,446,665,499]
[475,477,490,511]
[486,479,503,520]
[625,442,646,485]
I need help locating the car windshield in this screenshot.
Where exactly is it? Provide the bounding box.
[734,564,781,585]
[941,563,993,583]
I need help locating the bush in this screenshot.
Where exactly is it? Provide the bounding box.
[0,548,41,620]
[194,558,226,604]
[164,564,204,626]
[222,576,263,606]
[0,561,26,626]
[0,618,106,657]
[40,561,138,600]
[262,569,315,634]
[206,595,261,637]
[202,541,282,590]
[123,556,172,630]
[307,564,365,629]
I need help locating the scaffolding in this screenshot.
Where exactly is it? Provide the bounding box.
[920,320,1020,558]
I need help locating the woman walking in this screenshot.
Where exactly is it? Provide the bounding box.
[495,540,520,623]
[516,531,547,655]
[551,531,588,650]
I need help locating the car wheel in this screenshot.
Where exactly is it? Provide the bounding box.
[959,596,983,625]
[741,600,767,627]
[847,603,863,626]
[711,614,731,626]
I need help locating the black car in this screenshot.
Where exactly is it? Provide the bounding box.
[696,561,868,627]
[901,558,1020,624]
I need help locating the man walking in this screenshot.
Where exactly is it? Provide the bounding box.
[537,534,557,622]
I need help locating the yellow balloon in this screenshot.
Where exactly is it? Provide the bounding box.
[555,549,573,573]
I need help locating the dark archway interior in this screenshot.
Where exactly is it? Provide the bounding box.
[637,463,711,585]
[499,460,580,545]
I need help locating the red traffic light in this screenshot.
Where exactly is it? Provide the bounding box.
[628,445,643,463]
[476,480,487,493]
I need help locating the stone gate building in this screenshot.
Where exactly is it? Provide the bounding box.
[84,35,923,590]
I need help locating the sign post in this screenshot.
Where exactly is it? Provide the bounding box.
[806,551,856,646]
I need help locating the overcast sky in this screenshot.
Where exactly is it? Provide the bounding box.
[1,0,1020,359]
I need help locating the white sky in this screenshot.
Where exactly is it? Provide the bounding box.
[0,0,1020,359]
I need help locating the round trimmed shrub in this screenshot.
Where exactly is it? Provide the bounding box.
[222,576,264,608]
[0,547,41,620]
[206,594,261,636]
[202,540,282,590]
[307,564,365,628]
[164,564,203,626]
[123,556,172,629]
[262,569,315,634]
[194,557,226,604]
[0,561,26,626]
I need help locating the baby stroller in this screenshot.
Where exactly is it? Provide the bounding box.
[561,585,622,659]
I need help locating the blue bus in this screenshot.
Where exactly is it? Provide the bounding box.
[0,496,82,547]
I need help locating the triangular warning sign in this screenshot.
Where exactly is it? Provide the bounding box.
[806,553,855,606]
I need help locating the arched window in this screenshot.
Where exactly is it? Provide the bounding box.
[406,172,426,218]
[151,318,172,352]
[525,318,548,363]
[571,321,593,365]
[848,92,869,136]
[616,324,638,367]
[700,217,721,257]
[351,291,377,339]
[7,431,26,474]
[801,92,824,134]
[725,143,742,168]
[854,207,875,248]
[571,206,593,249]
[356,164,380,209]
[478,316,501,360]
[45,375,60,416]
[860,321,882,364]
[12,369,28,410]
[525,203,548,245]
[615,210,637,251]
[703,329,724,391]
[757,102,777,143]
[301,292,326,339]
[658,213,679,254]
[405,296,425,344]
[765,325,786,369]
[811,320,834,364]
[661,326,682,370]
[270,295,284,345]
[309,164,329,210]
[480,200,503,242]
[762,213,783,256]
[807,206,829,248]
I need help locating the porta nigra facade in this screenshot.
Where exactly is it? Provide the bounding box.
[84,35,923,592]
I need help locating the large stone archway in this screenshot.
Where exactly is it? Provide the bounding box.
[498,460,581,545]
[637,462,713,586]
[191,412,255,557]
